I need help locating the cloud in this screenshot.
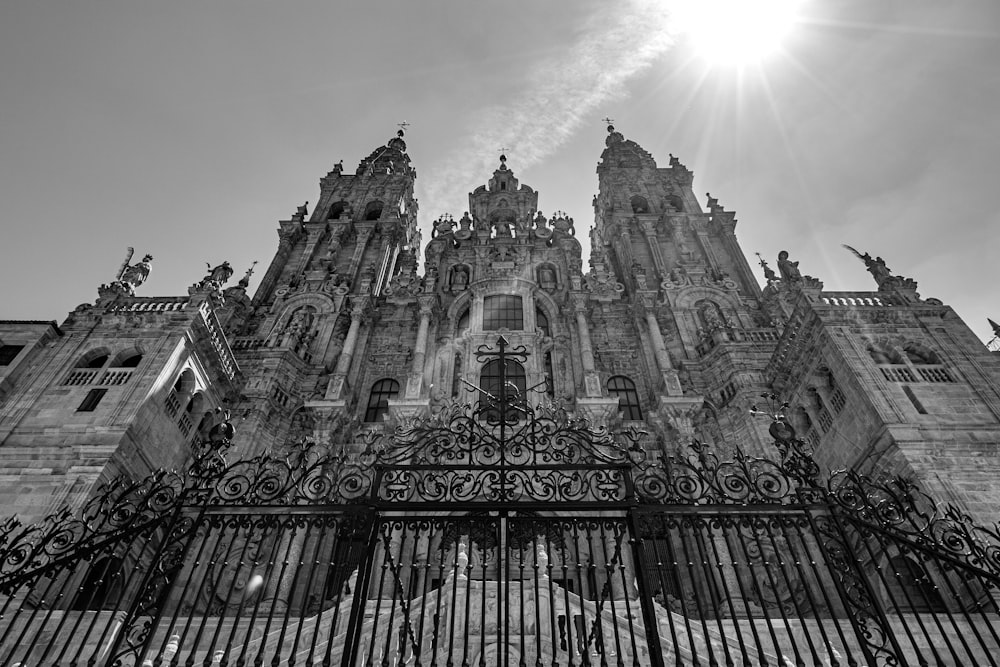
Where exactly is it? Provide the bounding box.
[417,0,676,233]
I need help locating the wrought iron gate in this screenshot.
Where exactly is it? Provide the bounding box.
[2,356,1000,665]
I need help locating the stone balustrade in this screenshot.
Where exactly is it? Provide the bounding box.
[820,292,889,307]
[108,297,190,312]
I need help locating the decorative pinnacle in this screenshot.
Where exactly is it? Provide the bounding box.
[602,117,615,132]
[397,120,410,136]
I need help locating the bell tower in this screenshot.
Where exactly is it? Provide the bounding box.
[593,125,779,454]
[227,129,418,454]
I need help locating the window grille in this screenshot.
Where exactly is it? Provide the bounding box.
[365,379,400,423]
[483,295,523,330]
[608,376,643,421]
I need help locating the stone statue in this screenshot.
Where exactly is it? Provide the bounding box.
[451,265,470,291]
[296,201,309,218]
[843,244,893,285]
[776,251,801,282]
[119,253,154,292]
[459,211,473,232]
[204,261,234,286]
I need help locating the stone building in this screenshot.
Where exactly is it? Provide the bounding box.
[2,126,1000,665]
[4,125,998,523]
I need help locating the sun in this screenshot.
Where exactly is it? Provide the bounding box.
[670,0,802,66]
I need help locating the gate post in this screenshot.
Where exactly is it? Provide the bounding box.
[627,507,666,667]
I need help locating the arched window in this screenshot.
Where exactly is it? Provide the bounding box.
[363,200,384,221]
[118,354,143,368]
[479,359,527,422]
[666,195,684,212]
[535,308,550,337]
[608,376,642,420]
[868,344,904,365]
[630,195,649,214]
[327,200,348,220]
[483,295,523,330]
[364,379,400,423]
[79,354,109,369]
[456,308,470,335]
[903,343,939,365]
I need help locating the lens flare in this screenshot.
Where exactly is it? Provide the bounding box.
[670,0,802,66]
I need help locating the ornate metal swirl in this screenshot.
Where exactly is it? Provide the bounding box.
[0,470,186,591]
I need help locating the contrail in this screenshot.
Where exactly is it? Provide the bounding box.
[418,0,678,241]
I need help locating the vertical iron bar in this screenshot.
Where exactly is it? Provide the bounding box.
[612,519,642,667]
[781,515,848,662]
[148,513,215,666]
[746,514,806,664]
[234,515,287,667]
[570,519,591,665]
[303,515,336,667]
[364,523,393,666]
[675,515,718,665]
[845,517,936,664]
[689,515,735,667]
[922,550,997,666]
[48,540,126,666]
[702,515,751,665]
[759,513,822,664]
[660,517,701,665]
[205,515,257,663]
[289,515,331,664]
[864,522,964,663]
[342,509,380,667]
[642,515,684,665]
[558,520,577,667]
[824,509,909,666]
[596,518,626,663]
[727,514,783,662]
[379,520,405,665]
[716,515,770,665]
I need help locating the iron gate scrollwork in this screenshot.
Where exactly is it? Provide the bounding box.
[1,345,1000,665]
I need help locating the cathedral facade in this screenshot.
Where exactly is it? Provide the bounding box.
[2,126,1000,665]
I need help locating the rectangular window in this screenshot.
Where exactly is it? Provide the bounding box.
[77,388,108,412]
[483,295,523,331]
[0,345,24,366]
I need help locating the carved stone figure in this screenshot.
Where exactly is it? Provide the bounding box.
[451,265,470,291]
[776,251,801,282]
[459,211,473,232]
[203,261,234,287]
[119,254,154,292]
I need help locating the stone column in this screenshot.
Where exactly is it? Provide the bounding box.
[325,297,369,400]
[572,294,601,397]
[639,220,666,279]
[405,296,436,399]
[347,226,374,286]
[293,225,327,277]
[637,294,682,396]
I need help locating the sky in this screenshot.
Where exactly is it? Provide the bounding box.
[1,0,999,342]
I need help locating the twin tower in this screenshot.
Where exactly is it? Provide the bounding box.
[1,126,999,525]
